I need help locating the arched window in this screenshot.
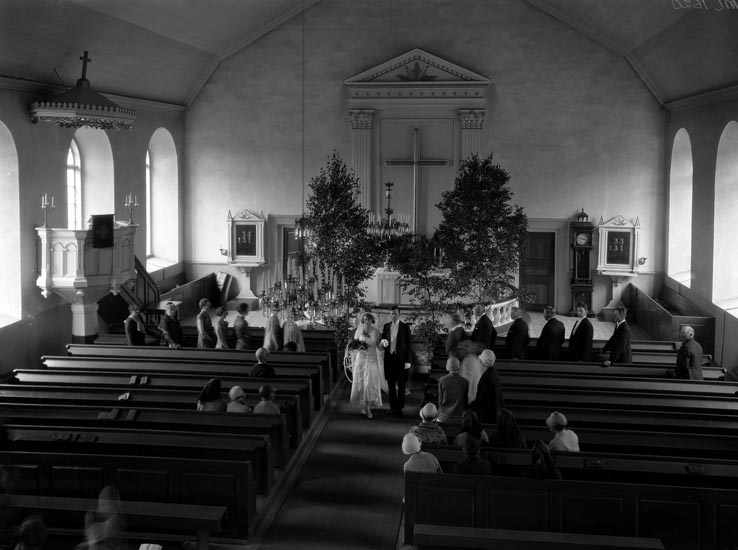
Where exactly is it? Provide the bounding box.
[667,129,693,287]
[0,120,21,325]
[73,128,114,227]
[713,121,738,311]
[145,150,152,256]
[147,128,179,270]
[66,139,82,229]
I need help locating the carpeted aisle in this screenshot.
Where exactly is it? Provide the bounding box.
[255,381,421,550]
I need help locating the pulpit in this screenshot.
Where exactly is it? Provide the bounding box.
[36,223,137,342]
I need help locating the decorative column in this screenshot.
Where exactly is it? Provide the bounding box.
[71,301,100,343]
[349,109,374,210]
[458,109,485,160]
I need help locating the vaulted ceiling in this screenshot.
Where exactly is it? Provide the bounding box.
[1,0,736,107]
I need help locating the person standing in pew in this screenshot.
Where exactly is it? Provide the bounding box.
[505,308,529,359]
[602,306,632,366]
[402,432,442,474]
[158,302,183,349]
[567,302,593,362]
[123,304,148,346]
[264,313,283,351]
[196,378,227,412]
[233,302,250,350]
[452,436,492,475]
[546,411,579,452]
[437,357,469,423]
[214,306,231,349]
[283,311,306,352]
[470,350,504,423]
[381,305,413,417]
[411,403,448,445]
[250,347,276,378]
[196,298,216,348]
[536,306,565,360]
[471,304,497,350]
[674,326,704,380]
[253,385,281,415]
[227,386,251,413]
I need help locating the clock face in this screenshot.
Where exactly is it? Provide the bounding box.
[575,232,591,246]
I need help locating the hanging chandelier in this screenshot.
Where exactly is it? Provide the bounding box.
[367,181,412,242]
[29,51,136,131]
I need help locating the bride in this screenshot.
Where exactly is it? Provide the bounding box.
[349,312,386,418]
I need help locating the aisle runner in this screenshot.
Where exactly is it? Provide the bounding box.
[257,383,419,550]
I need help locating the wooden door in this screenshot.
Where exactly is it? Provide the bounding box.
[520,232,555,311]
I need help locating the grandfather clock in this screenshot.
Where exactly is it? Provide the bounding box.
[570,209,594,315]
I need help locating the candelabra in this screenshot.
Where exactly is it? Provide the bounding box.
[124,193,139,225]
[367,181,412,243]
[41,193,55,227]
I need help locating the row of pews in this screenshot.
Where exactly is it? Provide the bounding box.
[407,340,738,550]
[0,335,337,547]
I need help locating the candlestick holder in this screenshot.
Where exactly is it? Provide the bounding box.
[124,193,139,225]
[41,194,55,227]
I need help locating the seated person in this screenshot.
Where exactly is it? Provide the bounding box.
[402,432,442,474]
[196,378,227,412]
[546,411,579,452]
[250,347,276,378]
[489,408,527,449]
[410,403,448,445]
[451,436,492,475]
[14,515,46,550]
[524,440,562,480]
[226,386,251,413]
[453,409,489,447]
[253,384,280,415]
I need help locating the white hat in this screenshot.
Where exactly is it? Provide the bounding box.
[479,349,497,367]
[546,411,568,430]
[419,403,438,421]
[446,357,460,373]
[402,432,421,455]
[229,386,245,401]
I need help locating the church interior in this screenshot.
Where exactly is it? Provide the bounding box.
[2,0,738,549]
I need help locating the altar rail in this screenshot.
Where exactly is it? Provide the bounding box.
[487,297,518,327]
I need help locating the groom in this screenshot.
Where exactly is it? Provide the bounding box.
[381,305,412,417]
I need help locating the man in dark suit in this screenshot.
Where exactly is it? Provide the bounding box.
[536,306,565,360]
[471,304,497,352]
[674,325,704,380]
[567,302,593,362]
[602,306,632,365]
[505,307,530,360]
[381,305,412,417]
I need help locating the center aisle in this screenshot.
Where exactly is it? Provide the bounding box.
[254,380,422,550]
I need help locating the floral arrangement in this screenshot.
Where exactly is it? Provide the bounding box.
[347,339,368,352]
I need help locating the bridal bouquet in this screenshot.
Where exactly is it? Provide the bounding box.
[347,339,368,352]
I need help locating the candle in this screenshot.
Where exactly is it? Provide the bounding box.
[341,273,345,294]
[50,196,54,208]
[134,194,138,205]
[41,194,45,208]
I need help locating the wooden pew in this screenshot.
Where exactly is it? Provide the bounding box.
[45,354,323,412]
[0,450,255,539]
[0,401,290,464]
[0,382,302,440]
[413,523,664,550]
[0,494,226,550]
[66,344,332,397]
[3,423,274,496]
[19,366,314,428]
[404,472,738,549]
[425,446,738,489]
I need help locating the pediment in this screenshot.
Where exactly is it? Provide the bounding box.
[344,49,490,106]
[227,208,265,222]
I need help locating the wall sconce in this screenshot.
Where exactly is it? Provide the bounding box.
[219,244,229,257]
[638,257,647,266]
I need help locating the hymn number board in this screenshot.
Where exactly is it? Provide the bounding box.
[606,231,631,266]
[596,215,640,276]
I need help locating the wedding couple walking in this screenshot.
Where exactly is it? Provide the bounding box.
[349,306,412,418]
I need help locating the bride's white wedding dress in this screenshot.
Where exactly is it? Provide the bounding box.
[349,325,386,409]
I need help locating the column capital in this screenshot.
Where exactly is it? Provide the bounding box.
[349,109,375,130]
[458,109,485,130]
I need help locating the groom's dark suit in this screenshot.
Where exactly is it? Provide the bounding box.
[382,319,412,413]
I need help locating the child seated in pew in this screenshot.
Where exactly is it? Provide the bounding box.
[253,385,280,415]
[402,433,442,474]
[546,411,580,452]
[411,403,448,445]
[451,436,492,475]
[453,409,489,447]
[489,408,527,449]
[196,378,227,412]
[227,386,251,413]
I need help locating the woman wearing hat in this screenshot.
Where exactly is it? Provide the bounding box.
[196,378,227,412]
[410,403,448,445]
[546,411,580,452]
[401,432,442,474]
[227,386,250,413]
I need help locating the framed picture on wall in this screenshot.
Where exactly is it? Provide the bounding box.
[596,215,640,275]
[227,209,265,266]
